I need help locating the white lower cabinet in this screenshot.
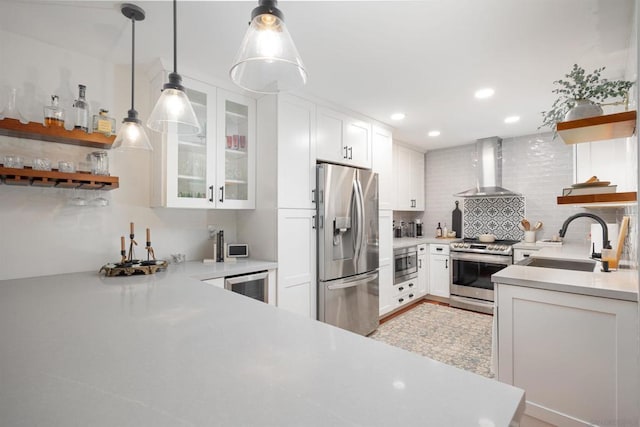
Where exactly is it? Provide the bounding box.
[428,244,450,298]
[277,209,316,318]
[417,244,428,296]
[496,283,639,426]
[391,277,419,310]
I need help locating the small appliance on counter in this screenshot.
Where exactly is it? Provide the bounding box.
[226,243,249,258]
[415,219,423,237]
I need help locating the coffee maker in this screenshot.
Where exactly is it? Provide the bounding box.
[415,219,423,237]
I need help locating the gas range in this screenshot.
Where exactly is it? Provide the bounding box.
[450,238,520,256]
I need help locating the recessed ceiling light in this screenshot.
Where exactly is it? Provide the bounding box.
[504,116,520,124]
[474,88,495,99]
[390,112,405,121]
[428,130,441,137]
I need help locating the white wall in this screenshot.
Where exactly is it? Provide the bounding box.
[0,30,236,280]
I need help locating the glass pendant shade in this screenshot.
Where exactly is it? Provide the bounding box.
[147,77,201,134]
[230,11,307,94]
[113,111,152,150]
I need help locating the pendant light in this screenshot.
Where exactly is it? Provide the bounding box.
[230,0,307,94]
[147,0,200,135]
[113,3,152,150]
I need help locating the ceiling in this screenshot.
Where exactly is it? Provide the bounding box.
[1,0,636,150]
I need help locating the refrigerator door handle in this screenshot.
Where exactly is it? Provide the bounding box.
[355,175,366,260]
[351,178,360,255]
[326,271,378,290]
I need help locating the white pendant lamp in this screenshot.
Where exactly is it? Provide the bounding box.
[147,0,200,135]
[113,3,152,150]
[230,0,307,94]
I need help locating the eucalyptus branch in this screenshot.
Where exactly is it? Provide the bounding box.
[540,64,634,131]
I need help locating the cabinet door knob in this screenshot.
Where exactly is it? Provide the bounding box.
[408,283,414,287]
[399,298,404,303]
[312,215,316,229]
[409,294,414,298]
[312,189,316,204]
[418,259,422,268]
[219,186,224,203]
[398,286,404,291]
[445,259,448,269]
[343,146,348,159]
[209,185,214,202]
[348,146,353,160]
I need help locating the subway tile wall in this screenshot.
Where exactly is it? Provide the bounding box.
[424,132,634,252]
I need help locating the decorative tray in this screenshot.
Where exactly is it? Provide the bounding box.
[99,260,168,277]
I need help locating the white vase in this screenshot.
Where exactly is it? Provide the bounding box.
[563,99,603,121]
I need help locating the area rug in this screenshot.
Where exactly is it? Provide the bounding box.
[369,303,494,378]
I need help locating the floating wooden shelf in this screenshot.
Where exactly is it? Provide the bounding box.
[0,118,115,149]
[0,165,119,190]
[557,191,637,205]
[556,111,636,145]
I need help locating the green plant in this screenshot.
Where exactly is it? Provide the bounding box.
[540,64,634,129]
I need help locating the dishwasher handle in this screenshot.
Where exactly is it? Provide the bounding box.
[225,271,269,285]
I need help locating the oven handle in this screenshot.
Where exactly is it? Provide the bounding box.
[450,251,512,266]
[225,271,269,285]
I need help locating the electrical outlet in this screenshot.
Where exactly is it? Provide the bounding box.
[208,225,218,239]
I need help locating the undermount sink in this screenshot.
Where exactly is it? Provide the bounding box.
[518,257,596,272]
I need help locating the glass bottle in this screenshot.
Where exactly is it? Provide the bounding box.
[0,88,28,124]
[43,95,65,128]
[436,222,443,238]
[92,109,115,136]
[73,84,89,132]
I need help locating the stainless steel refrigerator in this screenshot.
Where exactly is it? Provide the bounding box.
[317,163,379,336]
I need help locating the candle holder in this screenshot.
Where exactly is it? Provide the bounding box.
[100,223,167,277]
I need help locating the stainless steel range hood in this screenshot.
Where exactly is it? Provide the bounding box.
[454,137,520,197]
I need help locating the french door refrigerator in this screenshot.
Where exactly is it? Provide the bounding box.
[317,163,379,336]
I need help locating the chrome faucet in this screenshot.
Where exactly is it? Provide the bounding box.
[558,213,611,258]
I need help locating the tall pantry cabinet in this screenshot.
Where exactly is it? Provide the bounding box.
[237,94,317,318]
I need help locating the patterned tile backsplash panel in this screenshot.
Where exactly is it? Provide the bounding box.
[463,196,525,240]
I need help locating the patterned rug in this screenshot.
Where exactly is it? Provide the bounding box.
[370,303,494,378]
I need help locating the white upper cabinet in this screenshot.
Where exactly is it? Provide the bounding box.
[216,88,256,209]
[393,143,425,211]
[372,125,393,210]
[151,76,217,208]
[277,94,317,209]
[150,73,256,209]
[316,106,372,169]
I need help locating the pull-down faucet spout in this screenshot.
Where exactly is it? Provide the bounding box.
[558,213,611,258]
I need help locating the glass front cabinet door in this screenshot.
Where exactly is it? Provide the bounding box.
[150,74,256,210]
[216,88,256,209]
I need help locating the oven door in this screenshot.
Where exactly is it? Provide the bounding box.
[450,252,511,302]
[394,248,418,284]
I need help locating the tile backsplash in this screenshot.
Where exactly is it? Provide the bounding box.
[463,196,525,240]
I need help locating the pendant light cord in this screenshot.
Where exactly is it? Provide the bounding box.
[131,17,136,112]
[173,0,177,74]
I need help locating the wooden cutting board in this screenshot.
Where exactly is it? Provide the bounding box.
[612,216,629,269]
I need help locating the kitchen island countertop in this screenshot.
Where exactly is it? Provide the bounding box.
[0,266,524,426]
[493,243,638,302]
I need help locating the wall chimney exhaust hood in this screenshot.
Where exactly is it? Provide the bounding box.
[454,137,520,197]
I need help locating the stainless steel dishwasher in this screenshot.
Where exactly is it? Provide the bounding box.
[225,271,269,303]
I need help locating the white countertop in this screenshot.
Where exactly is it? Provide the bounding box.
[180,259,279,280]
[493,244,638,302]
[0,265,525,426]
[393,237,461,249]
